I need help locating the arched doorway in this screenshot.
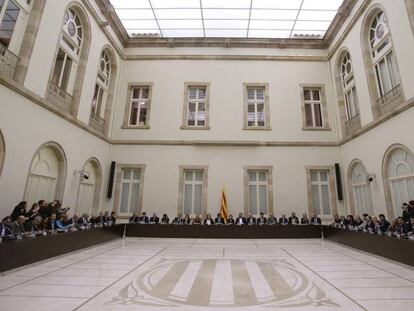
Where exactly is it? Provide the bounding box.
[76,158,102,216]
[348,160,373,216]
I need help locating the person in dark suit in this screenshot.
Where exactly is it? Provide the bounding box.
[193,215,202,225]
[378,214,390,233]
[267,214,277,225]
[183,213,191,225]
[364,216,375,232]
[227,214,235,225]
[138,212,149,224]
[393,217,409,236]
[129,213,139,224]
[24,216,44,233]
[150,213,159,224]
[161,214,169,224]
[301,213,310,224]
[10,201,28,221]
[77,213,90,228]
[279,214,289,225]
[215,213,225,225]
[8,216,26,236]
[102,211,111,225]
[310,213,322,225]
[0,216,12,240]
[204,214,214,225]
[44,213,58,231]
[235,212,246,225]
[257,212,267,225]
[172,213,183,224]
[109,212,117,225]
[289,212,299,225]
[246,214,256,226]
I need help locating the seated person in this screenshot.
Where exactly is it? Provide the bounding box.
[227,214,235,225]
[309,213,322,225]
[172,213,183,225]
[0,216,13,240]
[193,215,202,225]
[77,213,90,229]
[339,215,348,228]
[102,211,111,226]
[267,214,277,225]
[25,216,44,233]
[55,213,75,231]
[407,217,414,239]
[7,215,26,237]
[95,211,105,226]
[257,212,267,225]
[204,214,214,225]
[183,213,191,225]
[235,212,246,226]
[354,216,364,229]
[330,213,340,227]
[393,217,409,237]
[289,212,299,225]
[301,213,310,225]
[363,216,375,232]
[10,201,29,221]
[109,211,117,225]
[149,213,159,224]
[378,214,390,233]
[129,213,139,224]
[279,214,289,226]
[44,213,58,231]
[161,214,169,224]
[214,213,225,225]
[247,214,256,226]
[138,212,149,224]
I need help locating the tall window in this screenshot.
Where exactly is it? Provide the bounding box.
[0,0,20,47]
[129,86,150,126]
[183,170,203,215]
[351,162,373,216]
[369,11,399,97]
[246,87,266,127]
[91,50,111,119]
[304,88,323,128]
[387,148,414,216]
[51,8,83,93]
[119,169,141,214]
[341,53,359,121]
[187,87,206,127]
[248,170,268,215]
[310,170,331,216]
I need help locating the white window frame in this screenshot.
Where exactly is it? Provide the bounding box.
[91,50,111,118]
[187,87,206,127]
[128,86,151,127]
[304,88,323,128]
[341,53,359,121]
[0,0,20,48]
[183,170,204,215]
[247,170,269,216]
[351,162,373,216]
[243,83,270,130]
[247,87,266,127]
[310,170,331,216]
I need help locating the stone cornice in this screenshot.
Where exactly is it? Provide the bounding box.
[124,55,327,62]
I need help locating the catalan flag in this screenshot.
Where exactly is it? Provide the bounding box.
[220,187,228,224]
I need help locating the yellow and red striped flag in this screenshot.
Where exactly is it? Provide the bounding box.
[220,187,228,224]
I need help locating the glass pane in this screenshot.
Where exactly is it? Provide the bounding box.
[310,171,318,182]
[130,183,140,213]
[52,49,65,85]
[129,103,138,125]
[133,169,140,180]
[259,184,268,214]
[247,88,255,100]
[305,104,313,127]
[386,51,398,88]
[249,171,256,182]
[378,59,391,94]
[194,184,202,215]
[320,171,328,182]
[139,103,147,125]
[256,88,264,100]
[123,169,131,179]
[132,88,141,99]
[141,88,149,99]
[321,185,331,215]
[312,90,320,101]
[247,103,255,126]
[258,171,267,181]
[184,184,193,214]
[396,163,410,177]
[304,89,311,100]
[313,104,323,127]
[120,183,130,213]
[195,171,203,181]
[249,185,257,215]
[0,0,20,47]
[185,171,193,181]
[311,185,321,214]
[198,88,206,99]
[189,88,197,99]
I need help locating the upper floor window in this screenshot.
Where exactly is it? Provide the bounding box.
[182,84,210,129]
[243,84,270,130]
[341,53,359,121]
[301,85,330,131]
[0,0,20,47]
[91,50,111,119]
[51,8,83,93]
[369,11,399,97]
[129,86,150,127]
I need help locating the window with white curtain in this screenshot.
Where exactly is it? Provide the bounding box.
[304,88,323,128]
[91,50,111,119]
[183,170,204,215]
[0,0,20,47]
[369,11,400,97]
[248,170,268,215]
[310,170,331,216]
[388,148,414,216]
[51,8,83,93]
[129,87,150,126]
[351,162,373,216]
[120,169,141,214]
[246,87,266,127]
[341,52,359,121]
[186,86,206,127]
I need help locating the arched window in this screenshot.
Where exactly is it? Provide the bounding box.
[387,148,414,216]
[0,130,5,176]
[25,143,67,204]
[76,158,102,217]
[350,162,373,216]
[341,52,359,121]
[91,50,111,121]
[51,8,83,93]
[369,11,399,98]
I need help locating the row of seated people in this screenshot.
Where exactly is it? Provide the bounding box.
[129,211,322,225]
[0,200,117,241]
[331,201,414,240]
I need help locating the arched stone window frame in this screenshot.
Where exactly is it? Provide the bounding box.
[360,5,405,121]
[334,48,361,138]
[347,159,373,216]
[382,144,414,219]
[89,45,117,135]
[24,142,67,203]
[46,2,91,117]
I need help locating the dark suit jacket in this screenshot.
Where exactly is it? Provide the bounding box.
[235,217,246,225]
[138,216,149,224]
[150,217,159,224]
[161,217,169,224]
[310,217,322,224]
[227,218,235,225]
[214,217,225,225]
[0,223,12,236]
[257,217,267,225]
[279,217,289,225]
[204,218,214,225]
[247,217,256,225]
[289,216,299,224]
[8,222,25,235]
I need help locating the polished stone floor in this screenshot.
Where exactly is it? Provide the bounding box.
[0,238,413,311]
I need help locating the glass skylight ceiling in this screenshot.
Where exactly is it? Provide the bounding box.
[110,0,344,39]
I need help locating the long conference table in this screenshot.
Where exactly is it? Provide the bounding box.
[1,224,413,273]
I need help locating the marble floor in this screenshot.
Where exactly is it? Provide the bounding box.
[0,238,413,311]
